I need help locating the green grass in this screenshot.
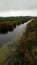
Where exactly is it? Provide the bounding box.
[0,38,18,65]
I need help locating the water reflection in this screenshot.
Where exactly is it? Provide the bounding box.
[0,19,31,46]
[0,23,26,46]
[0,19,33,46]
[0,26,16,34]
[0,23,23,34]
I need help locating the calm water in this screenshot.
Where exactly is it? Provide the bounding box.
[0,20,32,46]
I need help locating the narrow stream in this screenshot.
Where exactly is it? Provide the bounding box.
[0,19,33,46]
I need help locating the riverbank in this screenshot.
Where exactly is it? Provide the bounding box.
[16,19,37,65]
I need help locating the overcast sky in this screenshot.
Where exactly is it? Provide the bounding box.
[0,0,37,16]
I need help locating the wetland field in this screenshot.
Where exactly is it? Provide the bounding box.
[0,16,37,65]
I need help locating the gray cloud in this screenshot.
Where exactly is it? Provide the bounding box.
[0,0,37,11]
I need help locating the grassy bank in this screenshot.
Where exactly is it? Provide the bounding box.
[0,38,18,65]
[16,19,37,65]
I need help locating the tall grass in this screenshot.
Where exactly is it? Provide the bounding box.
[15,19,37,65]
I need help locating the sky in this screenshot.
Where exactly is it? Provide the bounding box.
[0,0,37,16]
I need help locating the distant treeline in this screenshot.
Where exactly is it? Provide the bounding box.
[0,16,34,22]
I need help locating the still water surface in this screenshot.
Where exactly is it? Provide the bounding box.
[0,20,32,46]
